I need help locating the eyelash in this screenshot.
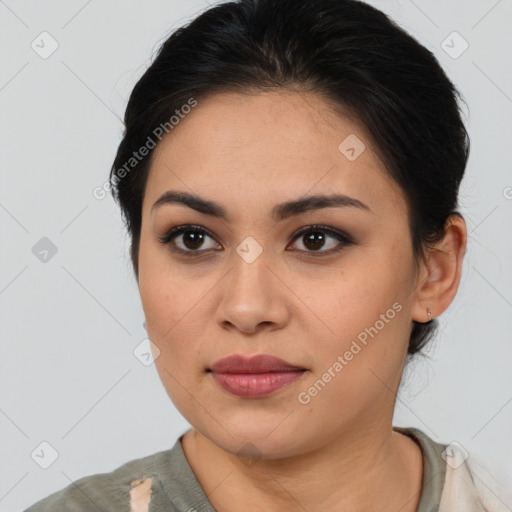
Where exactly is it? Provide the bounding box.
[157,224,354,258]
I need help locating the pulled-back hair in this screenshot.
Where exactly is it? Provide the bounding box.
[109,0,470,356]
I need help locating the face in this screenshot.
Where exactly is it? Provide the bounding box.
[138,90,420,459]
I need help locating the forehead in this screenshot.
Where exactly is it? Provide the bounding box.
[144,90,406,219]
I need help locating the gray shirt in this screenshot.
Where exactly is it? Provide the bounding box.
[25,426,447,512]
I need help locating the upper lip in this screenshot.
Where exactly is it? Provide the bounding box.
[209,354,305,374]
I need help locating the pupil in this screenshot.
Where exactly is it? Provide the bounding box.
[304,232,325,251]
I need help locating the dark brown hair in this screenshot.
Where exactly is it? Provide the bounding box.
[109,0,470,356]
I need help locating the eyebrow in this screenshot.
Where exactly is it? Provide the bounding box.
[151,190,371,222]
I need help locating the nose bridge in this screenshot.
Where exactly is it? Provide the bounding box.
[229,235,275,296]
[216,235,289,332]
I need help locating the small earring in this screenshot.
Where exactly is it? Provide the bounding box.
[426,307,432,321]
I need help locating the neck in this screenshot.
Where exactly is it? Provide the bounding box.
[181,423,423,512]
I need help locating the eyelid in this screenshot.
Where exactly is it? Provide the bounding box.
[157,224,219,248]
[290,224,354,246]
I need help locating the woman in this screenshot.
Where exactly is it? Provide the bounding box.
[25,0,507,510]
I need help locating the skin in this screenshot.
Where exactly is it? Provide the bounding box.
[137,90,467,511]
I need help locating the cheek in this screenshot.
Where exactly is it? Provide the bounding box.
[294,279,411,422]
[303,255,407,325]
[138,250,219,383]
[140,278,206,362]
[294,247,413,376]
[139,265,208,411]
[138,237,191,330]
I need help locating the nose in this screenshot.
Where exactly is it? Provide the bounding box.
[215,250,291,335]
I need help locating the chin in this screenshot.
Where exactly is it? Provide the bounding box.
[191,412,311,461]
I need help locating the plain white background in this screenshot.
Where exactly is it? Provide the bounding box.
[1,0,511,510]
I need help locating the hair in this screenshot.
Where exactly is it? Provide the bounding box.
[109,0,470,357]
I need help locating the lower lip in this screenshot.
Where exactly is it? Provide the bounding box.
[211,371,306,398]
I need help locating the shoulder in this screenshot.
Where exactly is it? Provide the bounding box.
[24,447,177,512]
[397,426,509,512]
[439,446,511,512]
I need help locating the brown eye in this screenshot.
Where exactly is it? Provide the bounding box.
[158,225,221,255]
[289,225,354,255]
[180,230,208,250]
[302,231,327,251]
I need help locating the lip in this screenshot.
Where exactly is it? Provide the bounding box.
[209,354,307,398]
[210,354,304,374]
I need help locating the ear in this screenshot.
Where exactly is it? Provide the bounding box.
[411,214,467,323]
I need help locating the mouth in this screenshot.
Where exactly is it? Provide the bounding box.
[208,354,307,398]
[210,354,306,374]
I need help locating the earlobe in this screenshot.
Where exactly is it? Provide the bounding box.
[411,215,467,323]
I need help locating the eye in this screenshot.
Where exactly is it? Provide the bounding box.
[158,224,354,257]
[288,224,353,255]
[157,225,221,256]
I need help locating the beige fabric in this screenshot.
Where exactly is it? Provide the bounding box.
[438,443,510,512]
